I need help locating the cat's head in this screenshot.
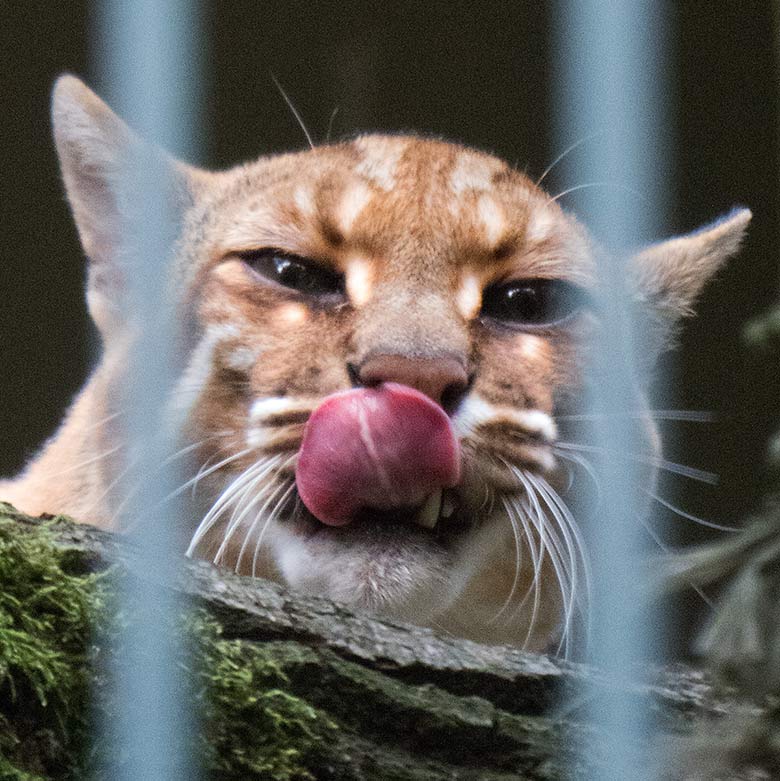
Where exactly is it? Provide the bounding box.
[52,75,750,650]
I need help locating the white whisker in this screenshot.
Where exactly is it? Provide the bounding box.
[523,472,579,657]
[555,441,718,485]
[643,489,741,533]
[165,446,255,504]
[535,132,603,187]
[637,516,713,608]
[186,455,281,557]
[548,180,647,206]
[554,450,602,503]
[217,471,287,567]
[43,444,123,479]
[555,409,713,423]
[271,74,315,149]
[232,455,296,570]
[251,479,296,577]
[491,495,525,622]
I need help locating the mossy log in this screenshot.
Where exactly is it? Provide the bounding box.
[0,504,772,780]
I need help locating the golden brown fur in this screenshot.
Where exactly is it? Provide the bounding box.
[0,75,752,652]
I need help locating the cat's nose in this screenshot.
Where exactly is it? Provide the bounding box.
[350,353,470,414]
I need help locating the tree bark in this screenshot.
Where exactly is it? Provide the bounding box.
[0,506,774,780]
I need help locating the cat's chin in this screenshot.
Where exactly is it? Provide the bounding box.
[268,518,464,623]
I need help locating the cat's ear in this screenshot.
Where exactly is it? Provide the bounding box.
[51,74,202,335]
[630,208,751,320]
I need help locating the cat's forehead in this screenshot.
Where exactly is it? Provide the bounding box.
[210,134,591,281]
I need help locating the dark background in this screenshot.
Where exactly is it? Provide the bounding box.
[2,2,779,646]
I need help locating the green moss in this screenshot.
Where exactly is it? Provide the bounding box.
[194,616,338,781]
[0,508,104,780]
[0,509,569,779]
[0,509,340,781]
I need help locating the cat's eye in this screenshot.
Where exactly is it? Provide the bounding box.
[240,249,345,298]
[480,279,587,327]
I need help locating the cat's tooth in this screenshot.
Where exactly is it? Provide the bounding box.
[440,492,456,519]
[415,490,442,530]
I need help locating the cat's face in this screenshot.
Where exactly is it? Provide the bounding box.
[51,76,751,650]
[178,137,594,640]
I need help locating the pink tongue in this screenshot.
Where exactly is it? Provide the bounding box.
[296,383,461,526]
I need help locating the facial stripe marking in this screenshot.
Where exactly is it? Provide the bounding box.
[456,273,482,320]
[336,182,373,235]
[345,256,374,307]
[477,195,506,248]
[450,153,498,194]
[354,137,407,191]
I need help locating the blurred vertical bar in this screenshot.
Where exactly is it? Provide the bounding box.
[95,1,201,778]
[554,2,668,780]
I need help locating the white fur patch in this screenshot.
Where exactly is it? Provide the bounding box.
[453,394,557,443]
[450,153,497,194]
[224,345,257,371]
[511,409,557,443]
[246,396,296,449]
[452,395,496,438]
[518,334,543,360]
[477,195,506,247]
[354,137,407,191]
[336,182,373,235]
[526,208,555,244]
[293,186,315,216]
[249,396,296,422]
[277,302,308,325]
[345,256,374,307]
[455,273,482,320]
[168,324,242,420]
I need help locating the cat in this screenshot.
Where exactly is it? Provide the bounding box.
[0,74,751,652]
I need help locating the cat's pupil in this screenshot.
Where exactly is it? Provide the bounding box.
[481,279,582,327]
[243,250,344,297]
[507,285,544,320]
[276,257,304,288]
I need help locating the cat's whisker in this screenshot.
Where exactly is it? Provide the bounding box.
[207,457,282,556]
[519,473,570,652]
[165,446,255,505]
[218,471,287,568]
[522,472,579,657]
[490,495,525,623]
[97,435,221,530]
[533,473,592,653]
[187,455,282,557]
[555,409,714,423]
[554,441,719,485]
[535,131,604,188]
[251,479,296,577]
[31,409,131,482]
[548,180,647,206]
[270,74,315,149]
[494,457,546,629]
[643,489,741,533]
[554,450,602,502]
[232,455,296,571]
[497,495,541,641]
[41,444,123,479]
[637,516,714,608]
[325,106,339,143]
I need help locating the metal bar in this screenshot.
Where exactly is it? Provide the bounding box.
[554,3,669,778]
[94,2,202,778]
